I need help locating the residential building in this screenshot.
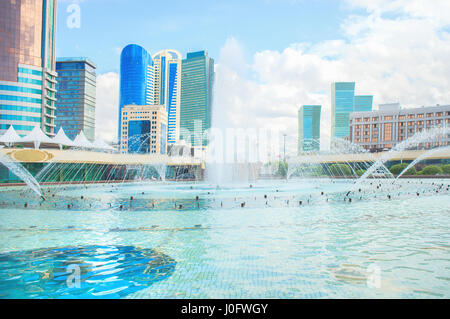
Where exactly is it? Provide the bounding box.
[0,0,58,136]
[298,105,321,153]
[55,57,96,140]
[120,105,167,155]
[180,51,215,148]
[349,103,450,151]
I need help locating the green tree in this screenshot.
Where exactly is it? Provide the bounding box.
[277,161,288,178]
[389,163,416,176]
[421,165,443,175]
[356,169,366,177]
[442,164,450,175]
[329,164,352,176]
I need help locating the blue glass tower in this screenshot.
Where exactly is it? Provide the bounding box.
[354,95,373,112]
[118,44,154,144]
[180,51,215,147]
[55,58,96,140]
[331,82,355,139]
[298,105,321,153]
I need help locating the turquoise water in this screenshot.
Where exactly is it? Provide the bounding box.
[0,179,449,298]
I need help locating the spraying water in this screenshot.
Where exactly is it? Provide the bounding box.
[0,152,42,197]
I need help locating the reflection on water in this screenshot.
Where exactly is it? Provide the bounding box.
[0,245,176,299]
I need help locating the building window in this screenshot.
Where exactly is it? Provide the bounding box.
[384,116,393,121]
[384,123,393,141]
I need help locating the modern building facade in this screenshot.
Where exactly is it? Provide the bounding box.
[349,103,450,151]
[152,50,181,145]
[118,44,154,144]
[180,51,215,148]
[55,58,96,140]
[0,0,58,136]
[120,105,167,155]
[331,82,355,140]
[354,95,373,112]
[331,82,373,141]
[298,105,321,153]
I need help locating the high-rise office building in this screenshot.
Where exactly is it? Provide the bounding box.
[331,82,374,141]
[0,0,58,136]
[55,57,96,140]
[152,50,181,145]
[120,105,167,155]
[298,105,321,153]
[118,44,154,146]
[354,95,373,112]
[331,82,355,140]
[180,51,214,148]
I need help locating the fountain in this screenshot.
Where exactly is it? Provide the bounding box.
[0,152,42,197]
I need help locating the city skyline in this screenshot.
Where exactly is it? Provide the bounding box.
[71,0,449,149]
[3,0,450,151]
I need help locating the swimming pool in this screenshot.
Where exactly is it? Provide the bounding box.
[0,179,449,298]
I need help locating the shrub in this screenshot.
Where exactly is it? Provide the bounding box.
[389,163,416,176]
[421,165,443,176]
[329,164,352,176]
[442,164,450,175]
[356,169,366,177]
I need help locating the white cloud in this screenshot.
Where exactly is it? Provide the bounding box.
[95,72,119,143]
[213,1,450,154]
[94,1,450,152]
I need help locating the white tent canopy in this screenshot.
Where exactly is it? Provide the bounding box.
[52,127,75,149]
[73,130,95,149]
[0,126,21,145]
[19,125,54,149]
[92,137,116,151]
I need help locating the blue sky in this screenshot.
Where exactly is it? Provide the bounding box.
[56,0,362,73]
[63,0,450,148]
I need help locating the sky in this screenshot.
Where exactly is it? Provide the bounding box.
[56,0,450,151]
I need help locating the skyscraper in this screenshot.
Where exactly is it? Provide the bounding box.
[298,105,321,153]
[118,44,154,145]
[354,95,373,112]
[331,82,355,140]
[180,51,214,148]
[152,50,181,145]
[0,0,58,136]
[55,58,96,140]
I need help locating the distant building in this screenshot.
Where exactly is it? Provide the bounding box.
[55,58,96,140]
[331,82,374,141]
[349,103,450,151]
[354,95,373,112]
[118,44,155,145]
[0,0,58,136]
[331,82,355,140]
[120,105,167,155]
[298,105,321,153]
[152,50,182,145]
[180,51,215,148]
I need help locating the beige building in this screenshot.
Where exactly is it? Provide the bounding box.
[350,103,450,152]
[120,105,168,154]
